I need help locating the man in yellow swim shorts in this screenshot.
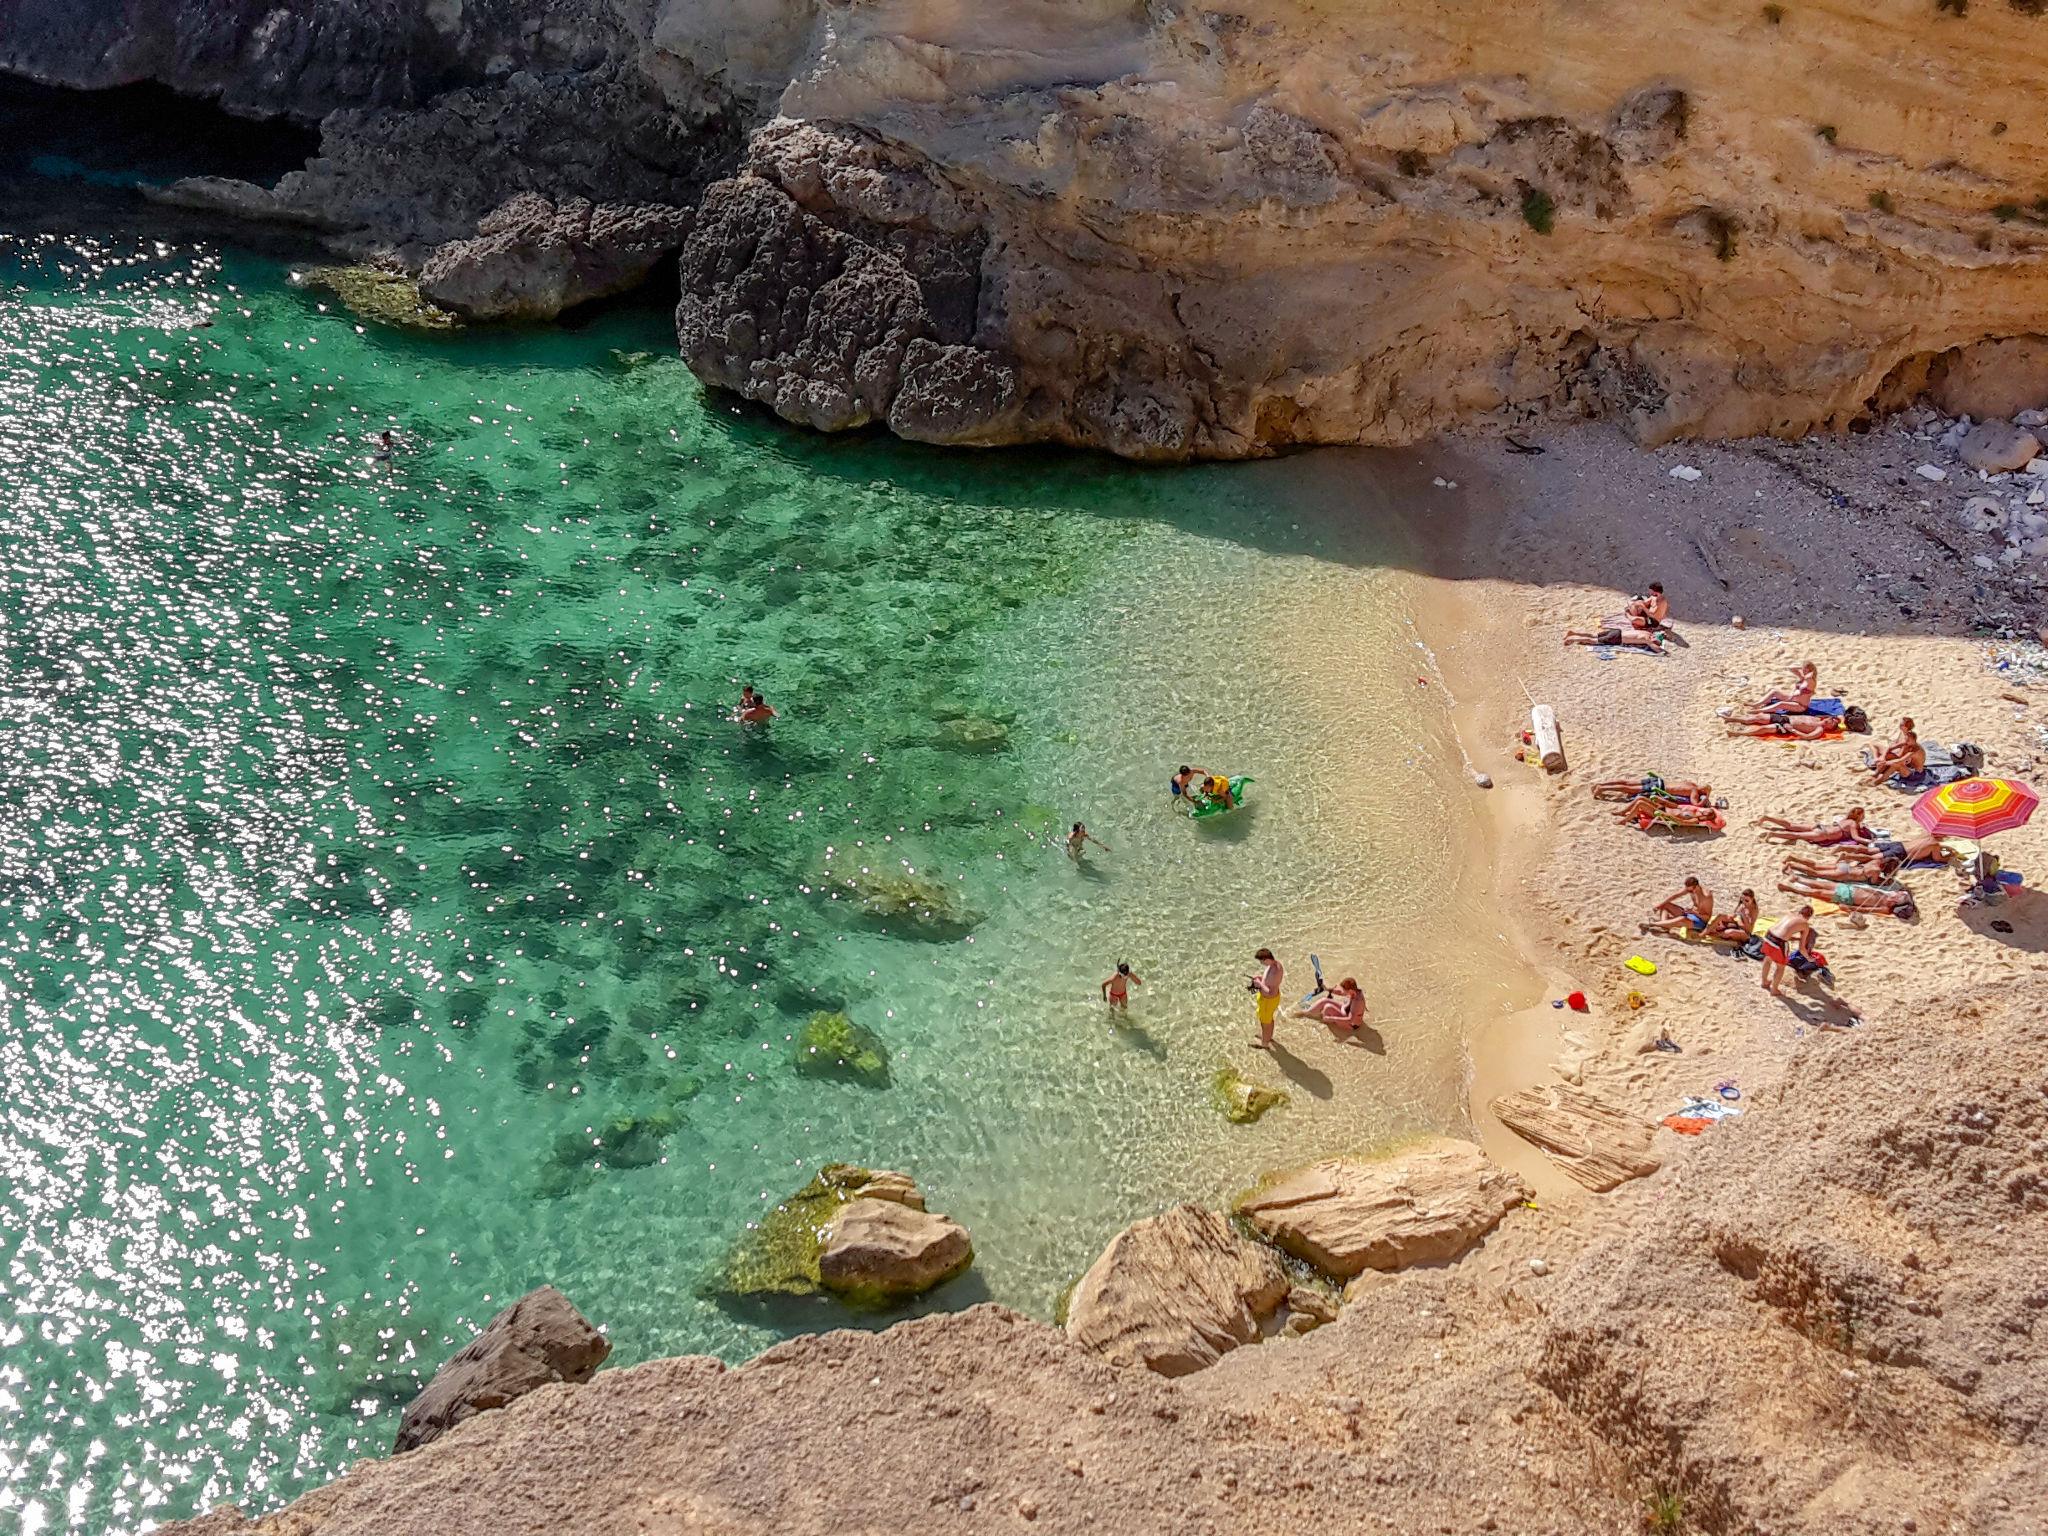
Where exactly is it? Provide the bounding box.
[1248,947,1283,1049]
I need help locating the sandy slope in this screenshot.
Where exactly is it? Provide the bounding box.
[165,423,2048,1536]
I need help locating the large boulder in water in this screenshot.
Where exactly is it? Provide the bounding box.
[818,1199,974,1305]
[822,863,983,939]
[394,1286,608,1453]
[1235,1139,1529,1280]
[719,1164,967,1304]
[1064,1204,1291,1376]
[420,194,694,321]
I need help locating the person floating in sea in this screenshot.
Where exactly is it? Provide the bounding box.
[1297,975,1368,1038]
[1640,876,1714,936]
[1067,821,1110,862]
[1248,947,1283,1050]
[736,685,776,724]
[1100,962,1143,1011]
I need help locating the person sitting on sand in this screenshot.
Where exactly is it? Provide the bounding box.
[1759,907,1814,995]
[1703,888,1760,943]
[1613,797,1726,831]
[1746,662,1818,714]
[1625,582,1669,629]
[1564,624,1664,652]
[1592,774,1713,805]
[1067,821,1110,862]
[1778,875,1917,920]
[1641,876,1714,936]
[1757,808,1872,846]
[1865,717,1925,784]
[1100,962,1143,1011]
[1781,849,1899,885]
[1297,976,1369,1037]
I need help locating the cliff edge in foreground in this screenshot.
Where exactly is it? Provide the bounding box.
[10,0,2048,457]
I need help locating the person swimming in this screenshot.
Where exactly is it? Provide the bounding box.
[1100,961,1143,1010]
[736,685,775,723]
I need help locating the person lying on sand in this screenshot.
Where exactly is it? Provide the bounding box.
[1746,662,1818,714]
[1757,808,1872,846]
[1777,875,1917,919]
[1592,775,1712,804]
[1872,828,1951,865]
[1703,888,1760,943]
[1759,907,1814,995]
[1564,624,1664,651]
[1297,977,1368,1037]
[1864,718,1925,784]
[1613,797,1726,830]
[1641,876,1714,936]
[1625,582,1669,629]
[1782,850,1900,885]
[1725,713,1847,741]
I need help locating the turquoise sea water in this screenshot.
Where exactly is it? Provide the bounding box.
[0,233,1519,1533]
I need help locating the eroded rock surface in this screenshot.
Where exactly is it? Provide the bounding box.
[1063,1204,1290,1376]
[1236,1139,1529,1279]
[393,1285,608,1454]
[818,1198,974,1305]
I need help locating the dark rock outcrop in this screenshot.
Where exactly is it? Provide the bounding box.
[393,1285,608,1453]
[420,194,694,320]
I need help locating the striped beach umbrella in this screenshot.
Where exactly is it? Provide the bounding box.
[1911,777,2039,840]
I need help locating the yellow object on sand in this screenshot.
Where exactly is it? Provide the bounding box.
[1625,955,1657,975]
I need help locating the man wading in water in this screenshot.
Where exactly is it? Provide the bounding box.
[1248,947,1283,1049]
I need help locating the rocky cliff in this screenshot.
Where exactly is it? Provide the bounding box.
[10,0,2048,456]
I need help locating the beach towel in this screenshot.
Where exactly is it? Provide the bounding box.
[1804,698,1847,717]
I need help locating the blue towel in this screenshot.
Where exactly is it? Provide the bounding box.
[1806,698,1846,717]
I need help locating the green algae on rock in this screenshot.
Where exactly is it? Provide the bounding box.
[820,863,985,939]
[717,1163,877,1298]
[1214,1066,1288,1125]
[535,1109,682,1199]
[294,265,460,331]
[792,1010,891,1086]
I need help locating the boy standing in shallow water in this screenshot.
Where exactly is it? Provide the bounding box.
[1248,947,1283,1049]
[1100,962,1142,1011]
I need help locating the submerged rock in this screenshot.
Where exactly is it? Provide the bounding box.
[1064,1204,1290,1376]
[822,864,984,939]
[295,265,459,331]
[792,1010,891,1086]
[1213,1066,1288,1125]
[536,1109,682,1199]
[394,1285,608,1454]
[935,716,1010,753]
[1235,1139,1530,1280]
[719,1164,968,1305]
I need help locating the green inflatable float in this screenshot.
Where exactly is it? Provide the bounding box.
[1187,775,1253,819]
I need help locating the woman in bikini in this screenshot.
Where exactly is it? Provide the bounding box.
[1864,718,1924,784]
[1745,662,1818,714]
[1614,797,1726,831]
[1757,808,1872,846]
[1703,888,1759,943]
[1723,712,1841,740]
[1297,977,1368,1038]
[1781,850,1897,884]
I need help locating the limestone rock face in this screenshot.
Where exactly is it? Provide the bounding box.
[393,1285,608,1454]
[419,195,694,320]
[1064,1205,1290,1377]
[1236,1140,1529,1279]
[1491,1086,1662,1192]
[1927,337,2048,421]
[1959,421,2043,475]
[818,1199,974,1304]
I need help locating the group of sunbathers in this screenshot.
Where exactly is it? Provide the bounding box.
[1593,774,1728,832]
[1563,582,1671,651]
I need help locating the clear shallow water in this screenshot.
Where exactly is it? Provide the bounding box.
[0,234,1517,1533]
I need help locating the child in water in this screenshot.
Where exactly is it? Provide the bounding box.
[736,685,775,723]
[1067,822,1110,862]
[1100,962,1143,1011]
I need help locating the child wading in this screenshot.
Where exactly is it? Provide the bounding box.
[1100,962,1143,1011]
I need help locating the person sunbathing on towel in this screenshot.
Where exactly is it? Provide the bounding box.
[1641,876,1714,936]
[1615,797,1726,830]
[1870,827,1950,866]
[1757,808,1872,846]
[1782,850,1900,884]
[1746,662,1818,713]
[1563,624,1664,651]
[1726,713,1841,740]
[1777,875,1917,919]
[1703,888,1760,943]
[1864,717,1925,784]
[1592,775,1712,804]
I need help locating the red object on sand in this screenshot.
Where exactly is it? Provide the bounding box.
[1566,991,1588,1012]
